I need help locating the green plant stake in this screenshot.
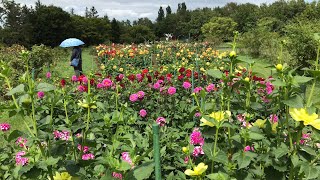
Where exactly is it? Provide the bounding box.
[153,123,161,180]
[31,68,35,80]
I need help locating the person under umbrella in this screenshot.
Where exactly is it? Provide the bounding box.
[70,46,83,77]
[60,38,85,77]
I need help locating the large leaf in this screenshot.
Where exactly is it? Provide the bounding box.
[132,162,154,180]
[36,82,56,92]
[8,130,24,142]
[300,162,319,179]
[207,172,229,180]
[207,69,223,79]
[248,131,265,140]
[282,95,304,108]
[293,76,313,84]
[6,84,25,96]
[273,143,289,159]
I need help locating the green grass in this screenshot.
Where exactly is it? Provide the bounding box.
[52,48,98,78]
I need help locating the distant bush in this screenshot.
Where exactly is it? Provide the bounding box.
[283,18,320,68]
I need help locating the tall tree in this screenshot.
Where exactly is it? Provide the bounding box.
[111,18,120,43]
[89,6,98,18]
[156,6,165,22]
[166,6,172,15]
[29,5,74,46]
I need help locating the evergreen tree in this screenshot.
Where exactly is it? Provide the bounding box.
[111,18,120,43]
[166,6,172,15]
[157,6,164,22]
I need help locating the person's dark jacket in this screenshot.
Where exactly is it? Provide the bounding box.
[70,47,82,70]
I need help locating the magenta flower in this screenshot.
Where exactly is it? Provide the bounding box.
[244,145,254,152]
[77,85,85,92]
[16,137,27,148]
[167,87,176,95]
[206,84,215,92]
[153,83,161,89]
[136,74,142,81]
[112,172,123,180]
[82,76,88,84]
[102,78,113,88]
[266,82,274,94]
[182,81,191,89]
[82,153,95,160]
[194,112,201,117]
[184,156,189,164]
[193,87,203,93]
[137,91,145,99]
[121,152,134,166]
[53,130,70,141]
[192,146,205,157]
[77,144,89,153]
[97,83,104,89]
[129,94,138,102]
[190,128,204,146]
[46,72,51,79]
[37,91,45,99]
[157,80,164,84]
[139,109,147,118]
[269,114,278,123]
[15,151,28,166]
[71,75,78,82]
[119,74,124,80]
[156,117,166,127]
[0,123,10,131]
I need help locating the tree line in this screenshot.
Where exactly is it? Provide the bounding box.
[0,0,317,48]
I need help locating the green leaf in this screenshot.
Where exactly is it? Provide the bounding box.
[272,79,286,87]
[207,69,223,79]
[300,162,319,179]
[237,56,255,64]
[248,131,265,140]
[273,143,289,159]
[46,156,60,166]
[118,161,131,171]
[282,95,304,108]
[291,154,300,167]
[233,152,252,169]
[207,172,229,180]
[300,146,317,156]
[6,84,25,96]
[8,130,24,142]
[132,162,154,180]
[214,150,228,165]
[36,82,56,92]
[293,76,313,84]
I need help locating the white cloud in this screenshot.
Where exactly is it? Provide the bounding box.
[13,0,277,21]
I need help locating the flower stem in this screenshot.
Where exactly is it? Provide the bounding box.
[211,127,219,173]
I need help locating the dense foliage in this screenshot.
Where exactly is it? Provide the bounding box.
[2,40,320,179]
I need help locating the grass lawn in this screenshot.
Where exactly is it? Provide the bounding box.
[52,48,98,78]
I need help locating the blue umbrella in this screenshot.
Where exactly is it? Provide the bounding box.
[59,38,85,48]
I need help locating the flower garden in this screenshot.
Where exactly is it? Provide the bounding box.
[1,38,320,180]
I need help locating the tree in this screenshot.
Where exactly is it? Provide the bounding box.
[201,17,237,44]
[89,6,98,18]
[111,18,120,43]
[29,5,74,46]
[166,6,172,15]
[129,25,155,43]
[157,6,165,22]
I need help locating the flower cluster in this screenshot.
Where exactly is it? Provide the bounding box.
[190,128,205,157]
[112,172,123,179]
[53,130,70,141]
[156,117,166,127]
[16,151,28,166]
[0,123,10,131]
[121,152,134,167]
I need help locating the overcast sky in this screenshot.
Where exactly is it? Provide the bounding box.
[13,0,280,21]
